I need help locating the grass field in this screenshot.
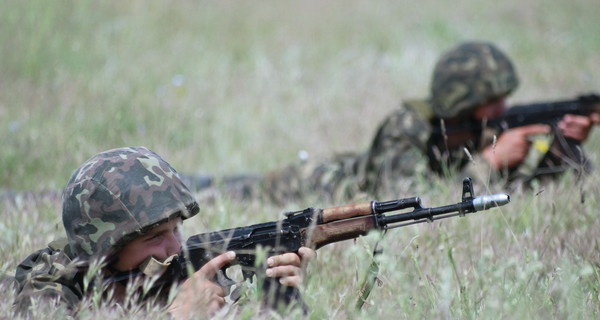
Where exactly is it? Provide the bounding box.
[1,0,600,319]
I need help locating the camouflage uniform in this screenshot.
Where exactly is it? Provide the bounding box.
[317,41,586,197]
[13,147,199,314]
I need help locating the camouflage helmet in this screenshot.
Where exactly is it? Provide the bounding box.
[430,41,519,118]
[62,147,199,263]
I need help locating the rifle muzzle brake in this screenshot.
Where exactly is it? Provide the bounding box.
[472,194,510,211]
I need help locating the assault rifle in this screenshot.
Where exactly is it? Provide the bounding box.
[435,93,600,134]
[179,178,509,305]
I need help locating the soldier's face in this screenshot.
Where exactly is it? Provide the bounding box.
[113,217,183,272]
[472,96,507,120]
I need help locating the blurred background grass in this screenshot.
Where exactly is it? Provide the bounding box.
[2,0,599,191]
[1,0,600,318]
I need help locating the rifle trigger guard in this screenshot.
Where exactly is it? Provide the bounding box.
[215,268,237,295]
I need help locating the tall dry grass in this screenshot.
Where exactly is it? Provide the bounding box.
[1,0,600,318]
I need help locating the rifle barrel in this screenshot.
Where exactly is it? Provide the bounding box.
[378,193,509,227]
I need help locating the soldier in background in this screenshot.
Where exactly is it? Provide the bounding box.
[185,41,599,203]
[12,147,313,319]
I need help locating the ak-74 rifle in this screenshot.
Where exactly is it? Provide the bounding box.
[427,93,600,175]
[177,178,509,307]
[434,93,600,135]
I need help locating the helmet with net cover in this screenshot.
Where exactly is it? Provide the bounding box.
[430,41,519,118]
[61,146,199,263]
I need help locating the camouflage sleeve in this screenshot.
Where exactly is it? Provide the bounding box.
[304,152,367,202]
[13,248,84,315]
[460,131,591,190]
[458,132,545,189]
[361,108,431,197]
[529,133,591,182]
[261,153,366,204]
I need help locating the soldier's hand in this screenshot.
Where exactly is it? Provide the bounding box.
[265,247,316,287]
[482,124,550,170]
[557,113,599,142]
[168,251,236,319]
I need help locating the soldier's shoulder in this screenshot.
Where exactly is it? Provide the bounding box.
[376,100,431,127]
[13,245,84,314]
[372,101,432,145]
[15,244,75,280]
[402,99,433,117]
